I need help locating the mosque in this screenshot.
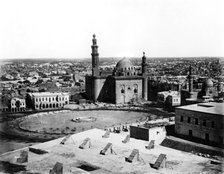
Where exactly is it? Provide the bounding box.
[85,35,222,105]
[181,64,221,105]
[85,35,148,104]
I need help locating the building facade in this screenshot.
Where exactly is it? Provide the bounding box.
[85,35,148,104]
[157,91,181,106]
[0,97,26,112]
[27,92,69,110]
[175,102,224,147]
[10,98,26,112]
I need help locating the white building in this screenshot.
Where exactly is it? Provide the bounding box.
[157,91,181,108]
[10,98,26,112]
[27,92,69,110]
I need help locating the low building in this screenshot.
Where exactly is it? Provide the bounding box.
[130,123,167,143]
[10,97,26,112]
[157,91,181,110]
[27,92,69,110]
[175,102,224,147]
[0,97,26,112]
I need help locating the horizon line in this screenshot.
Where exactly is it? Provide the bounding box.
[0,56,223,61]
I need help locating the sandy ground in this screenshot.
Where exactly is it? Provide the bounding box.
[0,128,222,174]
[19,110,148,133]
[0,110,148,143]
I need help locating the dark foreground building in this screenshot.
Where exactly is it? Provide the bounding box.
[175,102,224,147]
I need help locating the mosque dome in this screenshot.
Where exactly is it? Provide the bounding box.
[116,58,133,70]
[114,58,137,76]
[204,79,213,87]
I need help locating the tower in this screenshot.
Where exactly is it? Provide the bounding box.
[142,52,148,100]
[91,34,99,77]
[142,52,147,76]
[188,65,193,93]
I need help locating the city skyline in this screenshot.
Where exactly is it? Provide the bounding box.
[0,0,224,59]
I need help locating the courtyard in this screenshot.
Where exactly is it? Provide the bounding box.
[2,110,150,142]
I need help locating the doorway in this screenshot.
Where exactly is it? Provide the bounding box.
[205,133,209,141]
[189,130,192,137]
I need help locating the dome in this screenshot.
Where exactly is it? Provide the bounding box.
[204,79,213,87]
[116,58,133,70]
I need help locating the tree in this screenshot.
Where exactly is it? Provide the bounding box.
[15,100,21,108]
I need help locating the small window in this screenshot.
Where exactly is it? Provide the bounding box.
[211,121,215,128]
[121,89,125,93]
[195,118,198,125]
[134,88,137,93]
[127,87,131,90]
[188,117,191,123]
[180,116,183,122]
[203,120,206,127]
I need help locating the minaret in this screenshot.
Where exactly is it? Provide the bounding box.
[188,64,194,94]
[142,52,147,76]
[91,34,99,77]
[142,52,148,100]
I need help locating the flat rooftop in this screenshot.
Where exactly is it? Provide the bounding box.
[158,91,180,96]
[29,92,69,96]
[176,102,224,116]
[0,128,218,174]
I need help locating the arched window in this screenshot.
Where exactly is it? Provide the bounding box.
[121,85,125,94]
[134,84,138,93]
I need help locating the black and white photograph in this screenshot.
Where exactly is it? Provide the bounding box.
[0,0,223,173]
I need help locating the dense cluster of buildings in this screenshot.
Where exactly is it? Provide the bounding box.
[0,35,223,150]
[85,35,223,106]
[83,35,224,147]
[0,35,223,113]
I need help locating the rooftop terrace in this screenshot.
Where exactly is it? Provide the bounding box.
[0,128,218,173]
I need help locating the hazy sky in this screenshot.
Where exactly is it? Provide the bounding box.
[0,0,223,59]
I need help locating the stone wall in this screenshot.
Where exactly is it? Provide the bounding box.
[175,108,223,145]
[115,79,142,104]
